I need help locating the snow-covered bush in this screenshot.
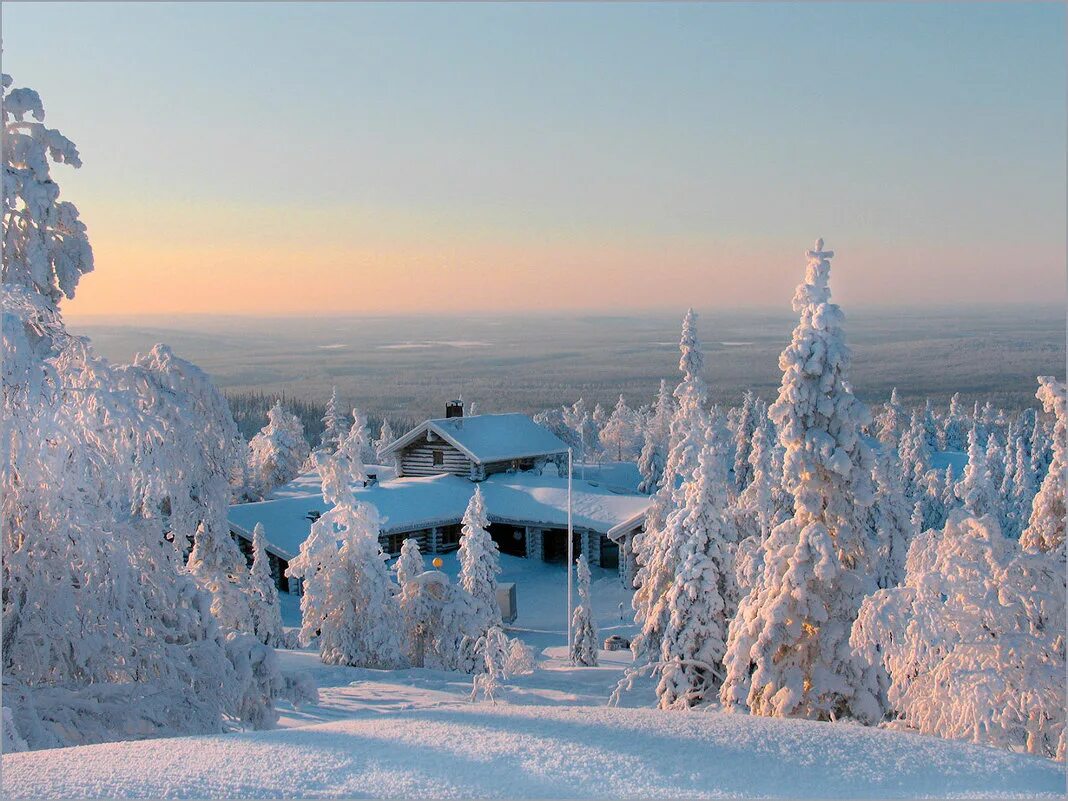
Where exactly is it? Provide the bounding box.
[851,512,1065,759]
[720,240,878,723]
[505,638,536,676]
[570,554,599,667]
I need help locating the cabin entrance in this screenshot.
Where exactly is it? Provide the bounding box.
[541,529,583,563]
[599,536,619,570]
[488,523,527,557]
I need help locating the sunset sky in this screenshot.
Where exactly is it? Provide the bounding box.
[4,2,1065,317]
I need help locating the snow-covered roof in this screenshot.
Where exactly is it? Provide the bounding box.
[228,471,651,561]
[381,413,569,464]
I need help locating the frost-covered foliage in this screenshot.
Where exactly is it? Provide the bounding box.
[458,486,502,635]
[247,401,310,499]
[505,637,536,676]
[470,626,510,704]
[631,308,710,662]
[320,387,345,452]
[285,449,403,668]
[569,554,598,667]
[1,75,93,302]
[874,388,906,450]
[721,240,878,723]
[248,524,283,647]
[655,430,734,709]
[1020,377,1065,554]
[943,393,969,452]
[2,75,276,749]
[852,512,1065,759]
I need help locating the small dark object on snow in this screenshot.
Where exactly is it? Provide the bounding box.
[603,635,630,651]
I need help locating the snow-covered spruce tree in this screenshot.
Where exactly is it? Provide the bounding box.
[732,407,791,594]
[470,626,510,703]
[655,429,735,709]
[1020,377,1065,553]
[630,308,710,660]
[729,390,760,494]
[248,523,283,647]
[874,388,906,451]
[320,386,345,452]
[637,380,674,493]
[247,401,310,499]
[720,240,878,723]
[985,432,1006,498]
[285,449,403,667]
[898,408,932,504]
[922,400,941,452]
[373,419,396,461]
[393,536,426,664]
[1008,436,1037,541]
[954,424,998,519]
[1,75,276,747]
[458,485,502,635]
[851,512,1065,759]
[570,554,599,667]
[340,406,376,471]
[187,521,254,635]
[865,448,915,590]
[600,394,641,461]
[943,393,969,451]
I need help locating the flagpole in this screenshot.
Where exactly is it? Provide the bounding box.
[567,447,574,656]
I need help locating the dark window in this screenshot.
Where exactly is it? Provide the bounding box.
[433,450,444,466]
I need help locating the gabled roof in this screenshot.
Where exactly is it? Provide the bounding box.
[227,471,652,560]
[381,413,569,465]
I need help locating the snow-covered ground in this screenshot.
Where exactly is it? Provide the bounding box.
[3,554,1063,799]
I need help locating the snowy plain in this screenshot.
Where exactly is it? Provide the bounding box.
[2,553,1063,799]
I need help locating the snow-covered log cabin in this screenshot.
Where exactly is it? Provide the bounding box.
[228,401,649,591]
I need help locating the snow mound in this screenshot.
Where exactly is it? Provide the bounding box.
[3,703,1061,799]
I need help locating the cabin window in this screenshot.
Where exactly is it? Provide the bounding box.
[433,450,444,467]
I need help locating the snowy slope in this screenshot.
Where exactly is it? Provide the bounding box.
[3,698,1061,799]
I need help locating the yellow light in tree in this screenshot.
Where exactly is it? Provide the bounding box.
[432,557,443,568]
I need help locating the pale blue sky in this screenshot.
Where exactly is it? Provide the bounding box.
[3,2,1065,314]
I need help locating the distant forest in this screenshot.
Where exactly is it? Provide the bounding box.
[225,390,417,444]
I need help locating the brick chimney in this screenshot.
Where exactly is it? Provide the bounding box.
[445,399,464,419]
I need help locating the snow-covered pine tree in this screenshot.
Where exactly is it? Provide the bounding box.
[720,240,879,723]
[600,394,641,461]
[248,523,284,647]
[852,511,1065,759]
[187,520,254,635]
[954,424,998,518]
[729,390,760,494]
[374,419,396,461]
[732,407,791,594]
[570,554,599,667]
[458,485,502,635]
[393,537,426,664]
[656,427,735,709]
[2,74,276,746]
[866,449,914,589]
[470,626,510,703]
[320,386,345,452]
[631,308,711,661]
[1020,377,1065,554]
[637,380,674,493]
[922,400,941,452]
[247,401,310,499]
[340,406,376,472]
[285,448,403,668]
[898,409,932,505]
[1008,436,1037,540]
[874,388,906,451]
[986,432,1006,498]
[944,393,968,452]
